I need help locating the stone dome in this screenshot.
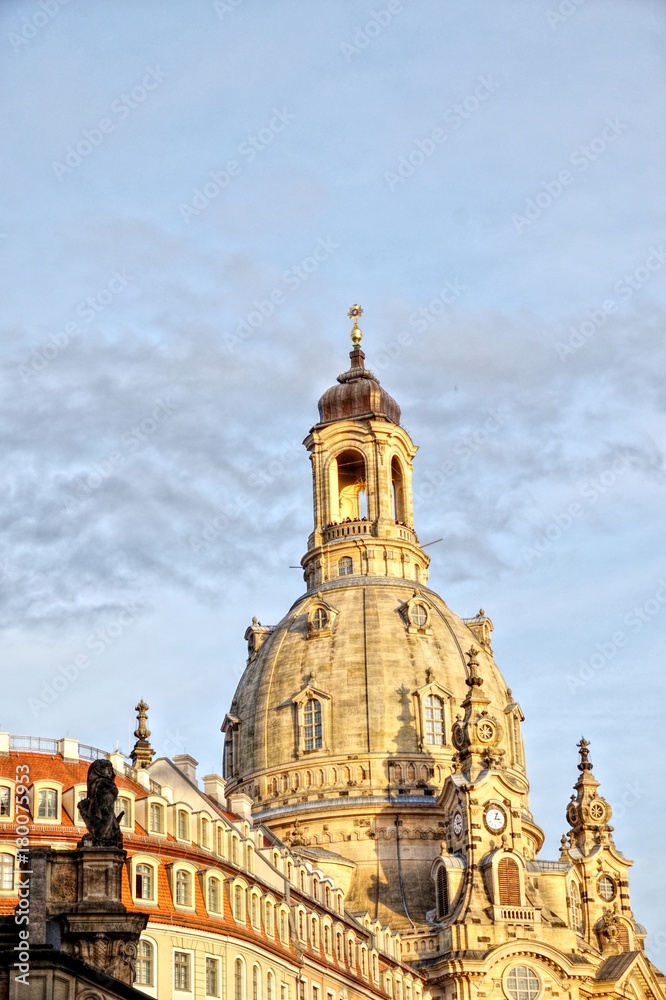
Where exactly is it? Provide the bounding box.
[229,575,522,811]
[317,346,401,425]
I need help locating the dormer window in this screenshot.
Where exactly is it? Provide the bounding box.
[307,598,337,639]
[399,596,433,635]
[304,699,323,750]
[312,608,328,630]
[410,603,428,628]
[37,788,57,820]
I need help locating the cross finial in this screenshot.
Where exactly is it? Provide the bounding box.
[348,304,363,346]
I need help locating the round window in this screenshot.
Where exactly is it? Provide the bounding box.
[312,608,328,630]
[410,603,428,627]
[505,966,540,1000]
[597,875,616,901]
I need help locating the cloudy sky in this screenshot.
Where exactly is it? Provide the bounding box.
[2,0,665,954]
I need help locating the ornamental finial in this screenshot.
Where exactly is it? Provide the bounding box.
[348,304,363,346]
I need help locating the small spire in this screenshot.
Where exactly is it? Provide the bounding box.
[130,699,155,769]
[348,304,363,346]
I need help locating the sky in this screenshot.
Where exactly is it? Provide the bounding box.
[2,0,665,957]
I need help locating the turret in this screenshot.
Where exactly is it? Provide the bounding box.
[301,306,430,590]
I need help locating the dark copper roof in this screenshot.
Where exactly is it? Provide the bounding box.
[317,347,401,425]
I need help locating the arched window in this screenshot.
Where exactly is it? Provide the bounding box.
[235,958,245,1000]
[391,456,405,521]
[177,810,189,841]
[208,876,222,913]
[338,556,353,576]
[253,965,261,1000]
[135,939,154,986]
[267,972,275,1000]
[347,938,355,966]
[336,932,344,961]
[336,449,367,520]
[325,885,331,907]
[298,911,306,940]
[436,865,449,918]
[149,802,164,833]
[234,884,245,920]
[280,909,288,941]
[0,787,10,817]
[323,925,331,953]
[201,817,210,848]
[311,608,328,631]
[0,853,15,891]
[304,698,323,750]
[569,880,583,934]
[135,863,154,900]
[251,893,260,927]
[175,869,192,906]
[424,695,445,746]
[498,857,521,905]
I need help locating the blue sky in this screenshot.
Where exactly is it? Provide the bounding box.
[2,0,665,956]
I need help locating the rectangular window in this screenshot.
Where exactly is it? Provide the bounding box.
[37,788,57,819]
[312,987,319,1000]
[177,810,189,840]
[0,787,10,817]
[174,951,191,991]
[206,957,220,996]
[150,802,163,833]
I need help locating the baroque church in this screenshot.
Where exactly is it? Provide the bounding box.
[222,308,665,995]
[1,308,664,1000]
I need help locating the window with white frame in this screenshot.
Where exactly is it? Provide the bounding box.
[253,965,261,1000]
[177,809,190,841]
[251,893,260,928]
[303,698,323,750]
[280,908,288,942]
[175,869,192,906]
[0,853,15,891]
[174,951,191,991]
[135,939,155,986]
[234,958,245,1000]
[505,966,540,1000]
[149,802,164,834]
[206,956,221,997]
[234,883,245,921]
[115,795,132,828]
[267,971,275,1000]
[424,694,445,746]
[208,876,222,913]
[265,899,274,936]
[246,843,254,872]
[201,816,211,849]
[37,788,58,820]
[0,786,11,818]
[232,836,240,865]
[135,863,154,901]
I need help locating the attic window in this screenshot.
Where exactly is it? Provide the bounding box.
[312,608,328,630]
[410,603,428,628]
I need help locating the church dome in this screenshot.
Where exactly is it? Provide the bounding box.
[222,310,536,930]
[230,576,521,804]
[317,347,401,425]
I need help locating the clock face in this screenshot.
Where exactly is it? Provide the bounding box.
[484,805,506,833]
[452,811,463,836]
